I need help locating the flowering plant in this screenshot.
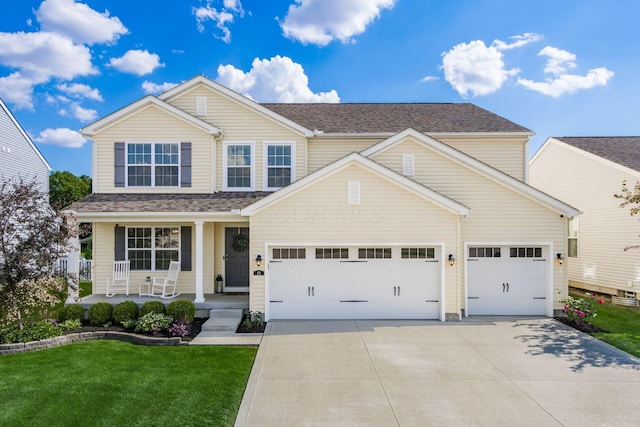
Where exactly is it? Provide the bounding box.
[168,320,192,337]
[560,292,604,325]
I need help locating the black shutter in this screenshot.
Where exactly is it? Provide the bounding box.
[114,142,125,187]
[114,225,126,261]
[181,142,192,187]
[181,226,192,271]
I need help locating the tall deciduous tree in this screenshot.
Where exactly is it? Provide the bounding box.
[0,180,74,328]
[614,180,640,251]
[49,170,92,211]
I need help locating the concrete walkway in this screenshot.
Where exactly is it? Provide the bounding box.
[235,318,640,426]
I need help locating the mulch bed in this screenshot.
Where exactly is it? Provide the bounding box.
[236,313,266,333]
[555,316,608,334]
[63,318,204,342]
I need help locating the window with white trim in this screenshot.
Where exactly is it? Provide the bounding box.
[127,226,180,271]
[264,142,295,190]
[223,142,254,190]
[127,143,179,187]
[568,217,579,258]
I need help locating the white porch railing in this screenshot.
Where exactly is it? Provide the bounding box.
[56,257,92,280]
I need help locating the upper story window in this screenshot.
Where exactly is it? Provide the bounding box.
[264,142,295,190]
[127,143,179,187]
[568,217,579,258]
[223,142,254,191]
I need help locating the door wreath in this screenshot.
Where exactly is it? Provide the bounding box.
[231,233,249,252]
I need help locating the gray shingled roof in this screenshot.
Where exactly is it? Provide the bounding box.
[262,103,531,134]
[555,137,640,172]
[70,192,270,213]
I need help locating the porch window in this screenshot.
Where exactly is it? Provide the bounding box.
[264,142,294,190]
[127,143,179,187]
[224,142,254,190]
[568,217,579,258]
[127,226,180,270]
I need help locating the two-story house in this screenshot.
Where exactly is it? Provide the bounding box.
[72,75,578,320]
[0,98,51,191]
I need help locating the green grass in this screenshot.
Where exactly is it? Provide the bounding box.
[79,280,92,298]
[0,340,257,426]
[589,301,640,358]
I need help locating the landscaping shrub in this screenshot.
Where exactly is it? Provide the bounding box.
[166,300,195,322]
[57,304,84,322]
[88,302,113,326]
[168,320,192,337]
[1,320,62,343]
[139,301,165,317]
[59,319,81,331]
[135,312,172,335]
[113,301,139,325]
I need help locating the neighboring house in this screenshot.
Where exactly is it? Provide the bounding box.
[530,137,640,297]
[71,75,578,320]
[0,98,51,191]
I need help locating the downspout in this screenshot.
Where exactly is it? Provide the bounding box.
[212,130,224,193]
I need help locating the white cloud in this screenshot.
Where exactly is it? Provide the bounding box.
[193,0,245,43]
[492,33,543,51]
[70,104,98,121]
[216,55,340,103]
[441,39,518,98]
[538,46,577,75]
[35,0,128,45]
[280,0,396,46]
[142,81,178,94]
[34,127,88,148]
[107,50,164,76]
[57,83,103,101]
[0,72,38,110]
[420,75,439,82]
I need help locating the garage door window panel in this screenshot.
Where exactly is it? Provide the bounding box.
[402,247,435,259]
[358,248,392,259]
[510,247,542,258]
[315,248,349,259]
[272,248,306,259]
[468,247,501,258]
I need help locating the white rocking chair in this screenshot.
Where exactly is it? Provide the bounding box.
[106,260,130,297]
[150,260,181,299]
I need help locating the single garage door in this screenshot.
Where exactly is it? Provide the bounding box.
[467,245,548,315]
[268,246,441,320]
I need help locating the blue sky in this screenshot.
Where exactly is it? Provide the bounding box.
[1,0,637,177]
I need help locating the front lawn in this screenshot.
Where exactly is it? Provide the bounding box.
[0,341,256,426]
[589,300,640,358]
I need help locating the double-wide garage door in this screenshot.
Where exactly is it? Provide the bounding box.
[268,246,441,320]
[467,245,548,316]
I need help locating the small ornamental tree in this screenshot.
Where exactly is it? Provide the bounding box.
[614,180,640,251]
[0,179,73,329]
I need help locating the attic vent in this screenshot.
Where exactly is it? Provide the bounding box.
[348,181,360,205]
[196,96,207,116]
[402,153,415,176]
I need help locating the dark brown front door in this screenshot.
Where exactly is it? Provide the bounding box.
[225,227,249,288]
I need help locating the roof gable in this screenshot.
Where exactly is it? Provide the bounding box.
[364,129,580,217]
[81,96,221,137]
[158,75,314,137]
[543,136,640,173]
[241,152,470,216]
[0,98,51,171]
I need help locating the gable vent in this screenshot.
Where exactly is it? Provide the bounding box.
[196,96,207,116]
[348,181,360,204]
[402,153,415,176]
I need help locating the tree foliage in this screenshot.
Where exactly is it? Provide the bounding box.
[49,170,91,211]
[0,179,73,328]
[614,180,640,251]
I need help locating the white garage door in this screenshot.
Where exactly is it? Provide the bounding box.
[467,245,548,315]
[268,246,441,320]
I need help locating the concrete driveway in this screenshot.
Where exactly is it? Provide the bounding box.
[235,318,640,426]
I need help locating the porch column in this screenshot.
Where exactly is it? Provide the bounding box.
[194,220,205,303]
[65,212,80,303]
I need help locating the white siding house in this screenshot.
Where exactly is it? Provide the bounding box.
[530,136,640,297]
[0,98,51,192]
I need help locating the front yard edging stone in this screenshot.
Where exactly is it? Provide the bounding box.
[0,331,184,355]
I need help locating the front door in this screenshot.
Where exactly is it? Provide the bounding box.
[225,227,250,289]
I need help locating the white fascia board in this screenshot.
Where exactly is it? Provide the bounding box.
[81,96,221,137]
[364,129,580,217]
[158,75,314,137]
[241,152,470,216]
[428,131,535,138]
[75,211,246,223]
[0,98,52,171]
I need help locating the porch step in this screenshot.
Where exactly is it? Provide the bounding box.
[201,308,243,332]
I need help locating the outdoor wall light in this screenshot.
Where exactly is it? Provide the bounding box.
[556,253,564,265]
[448,254,455,266]
[256,254,262,267]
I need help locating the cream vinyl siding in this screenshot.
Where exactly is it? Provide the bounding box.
[371,138,567,308]
[93,105,213,193]
[434,134,527,181]
[530,140,640,293]
[307,136,384,173]
[249,164,460,314]
[92,222,217,295]
[164,86,307,191]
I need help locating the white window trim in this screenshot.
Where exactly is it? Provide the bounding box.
[126,225,181,271]
[125,142,181,188]
[263,141,296,191]
[223,141,255,191]
[568,217,579,258]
